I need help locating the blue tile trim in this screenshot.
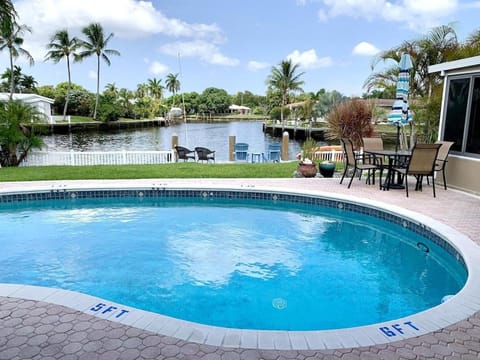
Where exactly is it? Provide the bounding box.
[0,188,465,269]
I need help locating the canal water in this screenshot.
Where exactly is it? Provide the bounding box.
[41,121,305,162]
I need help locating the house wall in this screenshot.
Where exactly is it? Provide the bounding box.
[436,65,480,195]
[444,155,480,195]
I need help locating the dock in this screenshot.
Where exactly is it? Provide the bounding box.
[263,123,327,140]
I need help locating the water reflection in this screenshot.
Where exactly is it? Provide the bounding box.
[41,121,303,161]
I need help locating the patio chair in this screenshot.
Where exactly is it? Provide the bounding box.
[234,143,249,161]
[267,143,281,162]
[195,147,215,163]
[174,145,196,162]
[362,137,387,185]
[431,141,454,190]
[340,138,381,189]
[391,143,441,197]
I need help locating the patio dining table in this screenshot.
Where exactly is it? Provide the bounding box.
[364,149,412,190]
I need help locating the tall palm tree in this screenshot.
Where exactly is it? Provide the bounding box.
[45,29,80,120]
[77,23,120,120]
[165,73,180,106]
[0,21,34,99]
[147,77,163,99]
[266,59,305,125]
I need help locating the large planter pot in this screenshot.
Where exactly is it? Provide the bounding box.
[297,163,317,177]
[319,162,336,178]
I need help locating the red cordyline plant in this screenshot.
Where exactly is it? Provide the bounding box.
[324,98,374,148]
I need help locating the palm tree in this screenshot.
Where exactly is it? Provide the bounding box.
[147,77,163,99]
[104,82,119,99]
[136,83,148,98]
[0,21,34,99]
[45,29,81,120]
[19,74,37,93]
[266,59,305,125]
[165,73,180,106]
[365,25,459,98]
[0,0,16,33]
[0,64,21,91]
[77,23,120,120]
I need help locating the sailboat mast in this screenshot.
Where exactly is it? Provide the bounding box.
[177,53,188,145]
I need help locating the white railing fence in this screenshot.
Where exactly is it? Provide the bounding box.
[20,149,346,166]
[21,150,176,166]
[312,150,345,162]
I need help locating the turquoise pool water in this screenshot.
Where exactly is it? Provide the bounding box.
[0,196,467,331]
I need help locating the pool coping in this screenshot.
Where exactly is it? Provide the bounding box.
[1,181,480,351]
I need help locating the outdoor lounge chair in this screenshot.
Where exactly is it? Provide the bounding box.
[174,145,196,162]
[195,147,215,163]
[340,138,381,189]
[234,143,249,161]
[391,143,441,197]
[267,143,281,162]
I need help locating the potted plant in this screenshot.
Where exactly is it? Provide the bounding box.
[297,138,318,177]
[319,160,336,177]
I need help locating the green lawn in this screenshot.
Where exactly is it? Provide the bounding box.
[0,162,303,182]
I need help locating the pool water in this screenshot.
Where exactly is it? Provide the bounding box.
[0,196,467,331]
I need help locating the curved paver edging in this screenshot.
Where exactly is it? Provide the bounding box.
[1,181,480,351]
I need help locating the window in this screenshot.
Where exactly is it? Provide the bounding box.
[466,77,480,154]
[443,75,480,156]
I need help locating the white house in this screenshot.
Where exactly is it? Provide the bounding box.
[229,104,251,114]
[0,93,55,123]
[428,56,480,194]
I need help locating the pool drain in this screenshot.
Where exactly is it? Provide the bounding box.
[272,298,287,310]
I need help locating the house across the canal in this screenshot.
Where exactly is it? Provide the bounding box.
[0,93,55,123]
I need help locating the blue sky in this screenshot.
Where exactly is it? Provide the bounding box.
[6,0,480,98]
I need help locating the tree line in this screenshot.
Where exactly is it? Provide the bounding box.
[1,0,480,165]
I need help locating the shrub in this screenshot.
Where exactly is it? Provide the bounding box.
[324,98,374,147]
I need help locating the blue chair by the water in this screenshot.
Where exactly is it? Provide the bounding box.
[267,143,281,162]
[234,143,249,161]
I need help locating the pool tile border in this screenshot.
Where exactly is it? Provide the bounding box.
[1,183,480,350]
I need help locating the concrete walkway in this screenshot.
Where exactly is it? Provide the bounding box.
[1,178,480,359]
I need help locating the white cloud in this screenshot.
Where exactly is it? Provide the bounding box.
[352,41,380,56]
[160,40,239,66]
[14,0,224,59]
[286,49,333,69]
[88,70,97,80]
[149,61,169,75]
[247,61,270,71]
[318,0,459,31]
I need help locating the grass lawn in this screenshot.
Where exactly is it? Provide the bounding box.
[0,162,303,182]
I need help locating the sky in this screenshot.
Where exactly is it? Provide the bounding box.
[5,0,480,98]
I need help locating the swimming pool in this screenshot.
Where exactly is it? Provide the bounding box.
[0,191,467,331]
[1,182,479,349]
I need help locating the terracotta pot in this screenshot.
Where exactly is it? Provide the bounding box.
[297,163,317,177]
[319,162,336,177]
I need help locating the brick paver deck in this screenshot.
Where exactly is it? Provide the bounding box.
[1,178,480,359]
